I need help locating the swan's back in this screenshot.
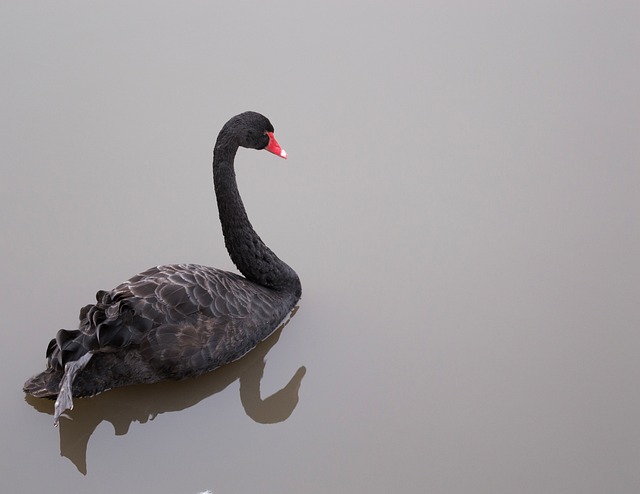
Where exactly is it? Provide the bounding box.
[25,264,298,399]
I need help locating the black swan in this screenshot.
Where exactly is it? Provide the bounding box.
[23,111,302,425]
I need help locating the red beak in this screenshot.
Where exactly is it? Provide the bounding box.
[265,132,288,159]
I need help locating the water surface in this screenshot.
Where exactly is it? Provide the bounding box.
[1,2,639,493]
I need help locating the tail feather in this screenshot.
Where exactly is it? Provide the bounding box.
[25,288,144,410]
[23,367,63,399]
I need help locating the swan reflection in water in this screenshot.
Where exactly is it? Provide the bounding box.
[25,313,305,475]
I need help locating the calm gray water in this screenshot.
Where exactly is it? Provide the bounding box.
[2,2,639,493]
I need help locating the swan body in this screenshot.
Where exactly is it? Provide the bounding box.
[23,112,301,424]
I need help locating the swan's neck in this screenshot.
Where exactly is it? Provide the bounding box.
[212,146,300,296]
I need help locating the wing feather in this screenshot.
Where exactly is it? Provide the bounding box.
[42,263,294,383]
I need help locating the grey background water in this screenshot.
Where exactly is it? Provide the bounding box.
[1,1,639,492]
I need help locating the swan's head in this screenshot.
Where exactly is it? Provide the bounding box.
[222,111,287,159]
